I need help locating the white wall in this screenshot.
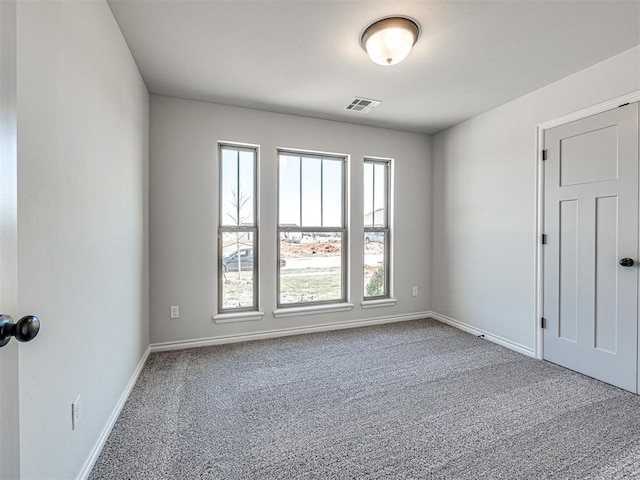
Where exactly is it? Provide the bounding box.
[16,2,149,478]
[150,96,431,344]
[431,45,640,351]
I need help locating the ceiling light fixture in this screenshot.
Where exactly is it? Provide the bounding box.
[360,16,420,66]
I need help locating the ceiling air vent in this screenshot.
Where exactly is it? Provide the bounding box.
[345,97,381,113]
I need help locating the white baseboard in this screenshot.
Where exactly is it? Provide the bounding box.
[427,311,535,358]
[76,346,151,480]
[149,311,431,352]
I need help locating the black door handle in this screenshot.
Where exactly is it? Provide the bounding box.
[619,258,635,267]
[0,314,40,348]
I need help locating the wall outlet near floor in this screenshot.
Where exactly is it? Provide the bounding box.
[412,286,418,297]
[170,305,180,319]
[72,396,81,430]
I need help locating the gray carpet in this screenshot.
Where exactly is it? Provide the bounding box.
[89,318,640,479]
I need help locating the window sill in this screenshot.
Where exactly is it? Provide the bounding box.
[213,311,265,324]
[273,302,354,319]
[361,298,398,309]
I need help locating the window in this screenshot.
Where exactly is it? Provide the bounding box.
[218,144,258,312]
[278,151,347,307]
[364,158,390,299]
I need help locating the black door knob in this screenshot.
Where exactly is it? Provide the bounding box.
[0,314,40,348]
[619,258,635,267]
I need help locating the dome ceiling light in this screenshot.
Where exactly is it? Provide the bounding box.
[360,16,420,66]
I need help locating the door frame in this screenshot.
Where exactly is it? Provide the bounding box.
[534,90,640,391]
[0,0,20,477]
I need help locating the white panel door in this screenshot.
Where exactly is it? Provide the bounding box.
[543,102,639,392]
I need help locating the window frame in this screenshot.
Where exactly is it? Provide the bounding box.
[363,157,392,301]
[276,149,348,308]
[217,143,259,314]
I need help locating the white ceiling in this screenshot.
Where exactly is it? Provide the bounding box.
[107,0,640,134]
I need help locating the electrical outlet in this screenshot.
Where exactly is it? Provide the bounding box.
[412,286,418,297]
[72,396,81,430]
[170,306,180,319]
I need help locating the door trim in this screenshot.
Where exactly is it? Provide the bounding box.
[534,91,640,388]
[0,0,20,477]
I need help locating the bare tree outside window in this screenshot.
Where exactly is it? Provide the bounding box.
[224,186,251,280]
